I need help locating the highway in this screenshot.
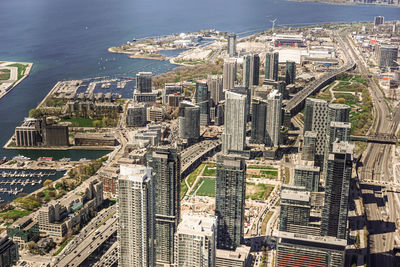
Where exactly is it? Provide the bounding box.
[345,30,400,266]
[283,32,356,115]
[54,213,117,267]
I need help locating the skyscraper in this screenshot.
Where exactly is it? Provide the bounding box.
[215,154,246,250]
[223,58,237,91]
[146,147,181,266]
[136,72,153,93]
[321,141,354,239]
[207,74,224,105]
[303,98,329,166]
[374,16,384,26]
[294,165,320,192]
[285,61,296,85]
[250,98,268,144]
[118,165,155,267]
[227,33,237,57]
[265,52,279,81]
[195,82,210,126]
[279,188,311,233]
[266,90,282,147]
[178,101,200,144]
[302,131,317,161]
[243,54,260,89]
[376,44,399,71]
[174,215,217,267]
[328,103,350,123]
[222,91,248,154]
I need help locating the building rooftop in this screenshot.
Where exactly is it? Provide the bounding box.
[119,164,153,183]
[281,189,310,202]
[177,214,216,237]
[332,141,354,155]
[216,245,251,262]
[277,230,347,247]
[295,165,320,172]
[330,121,351,128]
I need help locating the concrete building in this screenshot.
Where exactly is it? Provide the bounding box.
[279,189,311,233]
[174,215,217,267]
[118,165,155,267]
[243,54,260,89]
[276,231,346,267]
[178,101,200,144]
[250,98,268,144]
[265,52,279,81]
[303,98,329,167]
[222,91,248,154]
[134,92,157,103]
[328,103,350,123]
[215,154,246,250]
[285,61,296,85]
[146,147,181,266]
[266,90,282,147]
[374,16,384,26]
[98,166,119,197]
[167,94,185,107]
[302,131,317,161]
[294,165,320,192]
[223,58,237,91]
[215,245,251,267]
[162,83,183,104]
[321,141,354,239]
[227,33,237,57]
[146,106,164,122]
[126,103,147,127]
[215,102,224,126]
[37,177,103,238]
[74,133,117,146]
[195,82,210,126]
[136,72,153,93]
[0,237,19,267]
[376,44,398,71]
[208,74,224,105]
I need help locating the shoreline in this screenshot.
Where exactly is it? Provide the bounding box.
[288,0,400,7]
[0,62,33,100]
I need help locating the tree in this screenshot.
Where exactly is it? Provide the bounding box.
[43,179,53,188]
[28,109,43,119]
[92,120,101,128]
[336,97,346,104]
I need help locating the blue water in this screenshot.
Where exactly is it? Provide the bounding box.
[0,0,399,160]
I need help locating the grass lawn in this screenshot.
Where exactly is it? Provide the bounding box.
[53,238,71,256]
[8,63,28,80]
[333,92,359,105]
[0,210,32,221]
[0,69,10,80]
[315,89,332,102]
[260,170,278,177]
[284,168,290,184]
[247,165,277,170]
[246,183,274,200]
[203,164,216,176]
[186,164,204,188]
[195,178,216,197]
[60,117,100,127]
[180,182,188,199]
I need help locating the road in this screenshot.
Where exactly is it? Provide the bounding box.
[345,31,400,266]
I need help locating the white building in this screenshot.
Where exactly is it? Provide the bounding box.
[222,91,248,154]
[266,90,282,147]
[174,215,217,267]
[118,165,155,267]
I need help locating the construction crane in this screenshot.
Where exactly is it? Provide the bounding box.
[270,18,277,31]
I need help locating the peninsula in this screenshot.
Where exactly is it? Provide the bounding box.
[0,61,33,99]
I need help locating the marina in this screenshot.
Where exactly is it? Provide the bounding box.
[0,169,65,204]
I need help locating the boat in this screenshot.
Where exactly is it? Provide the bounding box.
[12,155,31,161]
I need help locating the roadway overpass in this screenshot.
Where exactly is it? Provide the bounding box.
[283,34,356,116]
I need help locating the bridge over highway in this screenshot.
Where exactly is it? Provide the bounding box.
[180,139,221,178]
[350,134,398,144]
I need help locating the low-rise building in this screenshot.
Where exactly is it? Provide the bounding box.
[37,177,103,239]
[215,245,252,267]
[146,106,164,122]
[6,216,39,248]
[74,133,118,146]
